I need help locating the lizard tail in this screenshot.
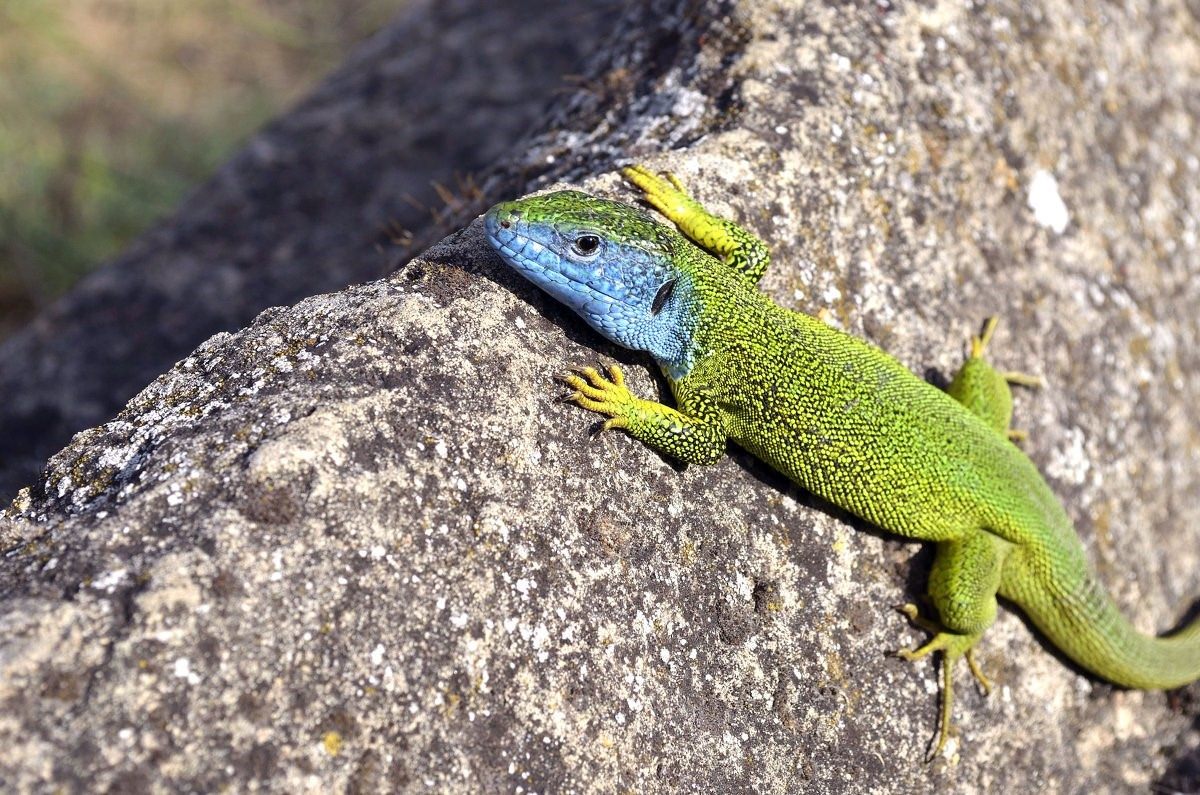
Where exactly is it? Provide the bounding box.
[1011,568,1200,690]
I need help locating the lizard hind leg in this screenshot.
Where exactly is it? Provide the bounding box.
[898,533,1007,757]
[946,316,1042,440]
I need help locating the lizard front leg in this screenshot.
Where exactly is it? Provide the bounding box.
[560,364,728,466]
[622,164,771,285]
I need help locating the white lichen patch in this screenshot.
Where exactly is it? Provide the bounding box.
[1027,170,1070,234]
[1045,425,1091,486]
[172,657,201,686]
[90,569,128,593]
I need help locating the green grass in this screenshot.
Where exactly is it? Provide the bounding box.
[0,0,405,338]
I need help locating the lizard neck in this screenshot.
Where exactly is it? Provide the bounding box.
[644,272,702,381]
[657,260,776,383]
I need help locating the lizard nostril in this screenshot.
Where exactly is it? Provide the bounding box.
[500,220,511,229]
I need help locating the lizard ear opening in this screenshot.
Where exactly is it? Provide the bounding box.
[650,278,677,316]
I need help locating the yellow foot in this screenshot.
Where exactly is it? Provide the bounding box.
[622,162,770,284]
[557,363,634,432]
[974,317,1044,389]
[621,164,697,223]
[896,605,990,759]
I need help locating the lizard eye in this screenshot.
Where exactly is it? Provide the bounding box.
[571,234,601,257]
[650,278,677,316]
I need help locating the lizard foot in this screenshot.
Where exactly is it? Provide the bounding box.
[621,164,698,223]
[896,606,991,759]
[558,362,727,464]
[557,364,635,433]
[976,317,1044,390]
[978,317,1042,442]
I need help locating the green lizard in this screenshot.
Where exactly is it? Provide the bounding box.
[482,165,1200,754]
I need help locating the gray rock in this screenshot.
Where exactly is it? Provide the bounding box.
[0,0,615,500]
[2,0,1198,791]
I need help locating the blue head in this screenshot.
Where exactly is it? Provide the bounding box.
[484,190,698,378]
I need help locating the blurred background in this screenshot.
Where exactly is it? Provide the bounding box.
[0,0,408,340]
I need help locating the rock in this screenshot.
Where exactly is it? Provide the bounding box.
[2,0,1198,791]
[0,0,614,499]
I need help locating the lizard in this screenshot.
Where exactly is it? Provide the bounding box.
[482,164,1200,755]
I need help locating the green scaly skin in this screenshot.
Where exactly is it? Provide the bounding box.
[483,165,1200,756]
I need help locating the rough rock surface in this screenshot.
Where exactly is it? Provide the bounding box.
[3,0,1200,792]
[0,0,614,499]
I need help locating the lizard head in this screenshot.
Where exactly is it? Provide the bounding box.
[484,190,695,371]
